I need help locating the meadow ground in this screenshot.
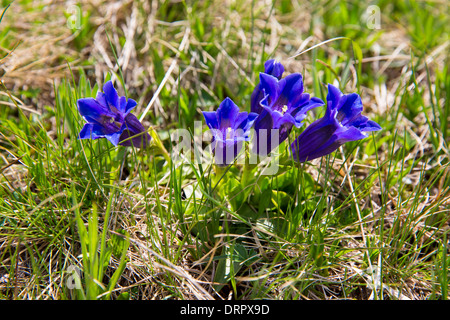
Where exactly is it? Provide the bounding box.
[0,0,449,300]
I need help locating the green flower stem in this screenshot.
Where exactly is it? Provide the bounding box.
[241,147,257,187]
[212,165,227,190]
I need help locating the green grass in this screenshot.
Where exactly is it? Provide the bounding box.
[0,0,449,300]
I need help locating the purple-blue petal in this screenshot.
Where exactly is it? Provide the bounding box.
[295,126,368,161]
[259,73,280,106]
[217,97,239,130]
[271,112,296,129]
[280,73,303,104]
[250,87,265,114]
[119,130,151,148]
[202,111,219,130]
[260,73,305,114]
[337,93,363,125]
[252,111,288,156]
[79,123,103,140]
[334,126,368,143]
[76,80,151,148]
[117,95,137,114]
[103,80,119,110]
[77,98,112,124]
[105,130,123,147]
[243,112,259,132]
[254,110,273,132]
[213,140,244,166]
[95,92,108,109]
[291,124,338,162]
[118,96,127,113]
[123,113,145,133]
[292,135,340,162]
[326,84,343,111]
[250,60,285,114]
[233,112,251,130]
[352,118,382,132]
[118,113,150,148]
[264,59,284,80]
[233,111,258,132]
[293,96,325,118]
[125,98,137,114]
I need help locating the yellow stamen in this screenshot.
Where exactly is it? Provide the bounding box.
[109,117,122,128]
[282,105,288,114]
[226,127,233,140]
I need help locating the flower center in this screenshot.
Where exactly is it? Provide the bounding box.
[225,127,233,140]
[336,110,346,123]
[282,105,288,114]
[109,117,122,129]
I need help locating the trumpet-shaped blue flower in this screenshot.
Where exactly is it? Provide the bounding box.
[291,84,382,162]
[252,70,324,156]
[77,80,151,148]
[203,97,258,166]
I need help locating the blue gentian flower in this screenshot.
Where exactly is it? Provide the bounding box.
[77,80,151,148]
[252,67,324,156]
[203,97,258,166]
[290,84,382,162]
[250,59,285,115]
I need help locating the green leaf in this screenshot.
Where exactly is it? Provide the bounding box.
[117,292,130,300]
[223,176,245,211]
[213,243,249,292]
[309,228,325,268]
[351,41,363,91]
[258,188,272,216]
[110,229,130,259]
[271,190,292,212]
[364,133,389,157]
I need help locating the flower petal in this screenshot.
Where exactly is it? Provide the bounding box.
[125,98,137,114]
[263,73,303,112]
[123,113,146,134]
[95,92,108,109]
[103,80,119,110]
[217,97,239,130]
[118,96,127,113]
[120,113,151,148]
[259,73,280,107]
[79,123,103,140]
[202,111,219,130]
[264,59,284,80]
[292,96,325,119]
[251,60,285,114]
[250,87,265,114]
[271,111,296,129]
[326,84,343,111]
[117,95,138,114]
[77,98,111,124]
[291,84,381,162]
[297,126,367,161]
[334,126,368,144]
[105,130,123,147]
[233,111,258,132]
[290,114,341,162]
[359,119,382,132]
[337,93,363,125]
[119,130,151,148]
[280,73,303,104]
